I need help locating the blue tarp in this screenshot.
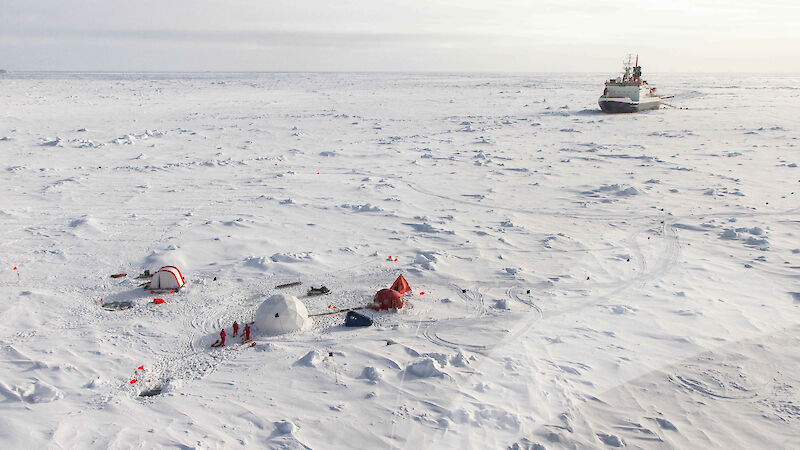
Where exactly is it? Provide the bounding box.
[345,311,373,327]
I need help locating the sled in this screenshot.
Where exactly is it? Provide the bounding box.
[146,288,178,294]
[210,340,225,348]
[110,273,127,279]
[307,285,331,296]
[101,301,133,311]
[276,281,302,289]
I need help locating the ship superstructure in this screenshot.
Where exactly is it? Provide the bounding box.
[598,55,661,113]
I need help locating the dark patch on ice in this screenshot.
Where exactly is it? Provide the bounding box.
[574,108,604,116]
[616,186,641,196]
[138,387,163,397]
[462,193,485,200]
[744,236,769,247]
[598,154,656,162]
[541,110,571,117]
[509,438,547,450]
[652,417,677,431]
[403,223,438,233]
[596,433,624,447]
[340,203,382,213]
[674,223,705,231]
[102,301,133,311]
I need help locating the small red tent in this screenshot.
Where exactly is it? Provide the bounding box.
[390,275,411,294]
[373,289,403,311]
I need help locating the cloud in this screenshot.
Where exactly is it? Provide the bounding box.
[1,28,494,49]
[0,0,798,71]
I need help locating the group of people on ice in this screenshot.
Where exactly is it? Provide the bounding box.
[211,320,252,347]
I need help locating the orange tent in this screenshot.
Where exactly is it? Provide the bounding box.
[373,289,403,311]
[390,275,411,294]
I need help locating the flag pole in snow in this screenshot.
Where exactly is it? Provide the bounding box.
[308,304,372,317]
[327,351,341,385]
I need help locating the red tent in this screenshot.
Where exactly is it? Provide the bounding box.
[373,289,404,311]
[390,275,411,294]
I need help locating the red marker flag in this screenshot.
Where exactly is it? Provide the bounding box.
[137,365,144,370]
[13,267,17,270]
[130,379,137,384]
[420,291,425,295]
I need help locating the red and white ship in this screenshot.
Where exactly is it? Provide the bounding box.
[599,55,661,113]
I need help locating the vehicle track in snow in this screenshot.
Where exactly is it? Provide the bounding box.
[398,176,655,222]
[505,286,543,317]
[520,326,799,448]
[417,219,674,353]
[452,283,487,317]
[407,221,681,447]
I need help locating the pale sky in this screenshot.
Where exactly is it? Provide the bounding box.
[1,0,798,72]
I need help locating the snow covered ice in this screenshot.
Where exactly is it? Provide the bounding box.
[1,72,799,448]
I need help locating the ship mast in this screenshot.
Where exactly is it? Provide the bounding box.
[622,54,633,81]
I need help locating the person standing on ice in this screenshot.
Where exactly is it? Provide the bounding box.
[219,328,226,346]
[243,323,251,341]
[233,321,239,337]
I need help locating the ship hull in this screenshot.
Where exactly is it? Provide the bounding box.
[598,97,660,114]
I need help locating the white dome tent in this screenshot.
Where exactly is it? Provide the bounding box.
[148,265,185,290]
[255,294,312,335]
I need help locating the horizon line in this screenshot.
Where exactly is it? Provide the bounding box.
[4,69,800,75]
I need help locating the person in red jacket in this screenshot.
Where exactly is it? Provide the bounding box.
[219,328,226,346]
[233,321,239,337]
[243,323,251,341]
